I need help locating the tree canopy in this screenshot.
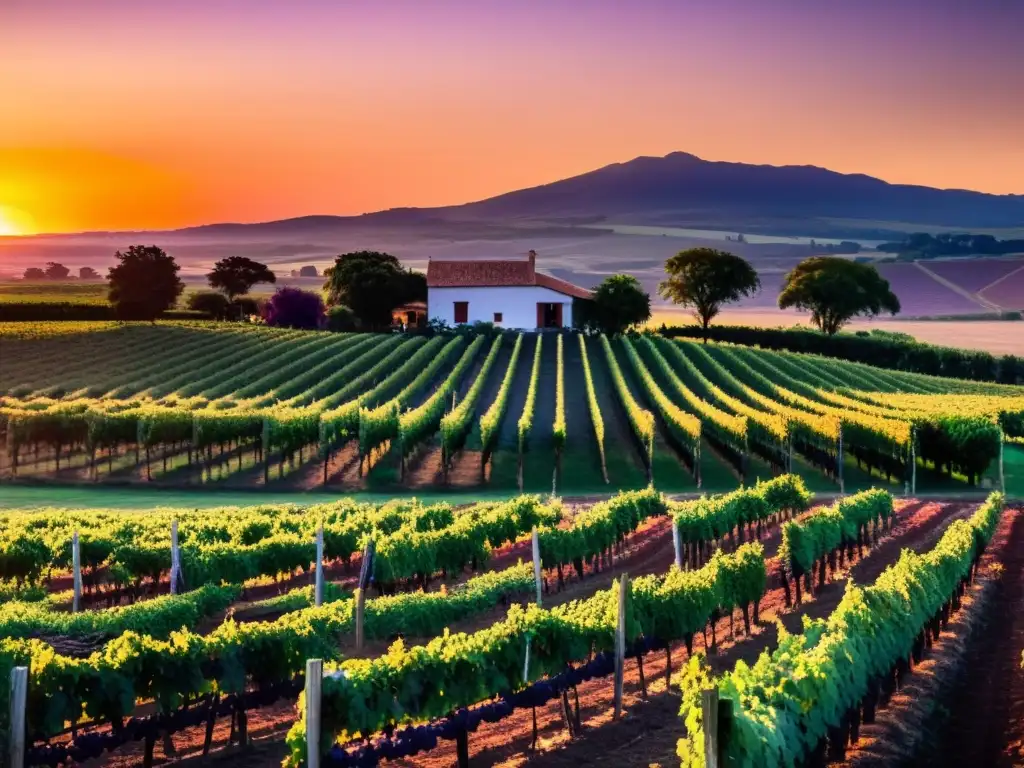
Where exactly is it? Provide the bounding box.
[44,262,70,280]
[323,251,426,330]
[22,267,45,280]
[107,245,184,321]
[207,256,276,299]
[778,256,900,335]
[576,274,651,335]
[658,248,760,339]
[262,287,324,330]
[79,266,101,280]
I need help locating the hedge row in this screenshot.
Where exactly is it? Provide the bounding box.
[0,303,212,322]
[659,324,1023,385]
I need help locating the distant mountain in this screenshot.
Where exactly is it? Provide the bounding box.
[17,152,1024,243]
[450,151,1024,231]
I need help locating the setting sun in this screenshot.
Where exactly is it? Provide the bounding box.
[0,205,32,236]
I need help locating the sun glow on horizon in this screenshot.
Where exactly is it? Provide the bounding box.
[0,205,33,236]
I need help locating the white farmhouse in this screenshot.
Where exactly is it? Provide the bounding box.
[426,250,593,330]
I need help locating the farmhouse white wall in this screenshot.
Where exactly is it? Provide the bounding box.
[428,286,574,329]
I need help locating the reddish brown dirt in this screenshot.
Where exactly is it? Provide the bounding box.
[68,500,962,768]
[906,505,1024,768]
[837,506,1023,768]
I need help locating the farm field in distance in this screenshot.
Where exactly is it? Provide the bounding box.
[2,321,1023,768]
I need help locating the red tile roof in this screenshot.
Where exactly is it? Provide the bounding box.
[534,272,594,300]
[427,255,593,299]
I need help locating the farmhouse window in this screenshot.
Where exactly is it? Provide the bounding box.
[493,312,503,323]
[454,301,469,324]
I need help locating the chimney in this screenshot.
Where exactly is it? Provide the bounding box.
[527,249,537,272]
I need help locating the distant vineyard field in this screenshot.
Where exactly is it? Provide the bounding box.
[1,322,1022,497]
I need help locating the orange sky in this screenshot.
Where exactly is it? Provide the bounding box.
[1,1,1022,235]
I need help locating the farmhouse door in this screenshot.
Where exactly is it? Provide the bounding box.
[454,301,468,324]
[553,303,563,328]
[537,303,544,328]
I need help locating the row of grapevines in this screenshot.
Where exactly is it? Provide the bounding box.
[0,584,239,640]
[682,340,844,447]
[0,555,546,742]
[599,334,655,465]
[479,333,524,458]
[620,336,701,450]
[440,334,505,462]
[358,336,468,457]
[398,335,486,458]
[318,335,448,448]
[672,474,812,546]
[709,344,912,451]
[652,336,789,448]
[287,541,768,761]
[553,334,567,453]
[517,334,544,454]
[635,336,748,449]
[778,487,893,578]
[678,491,1004,767]
[578,333,607,478]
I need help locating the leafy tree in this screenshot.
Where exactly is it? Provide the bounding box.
[262,287,324,329]
[107,245,184,321]
[79,266,100,280]
[326,304,359,332]
[187,290,231,319]
[44,262,70,280]
[577,274,651,335]
[659,248,760,340]
[22,267,45,280]
[323,251,426,330]
[207,256,276,300]
[778,256,900,335]
[298,265,318,277]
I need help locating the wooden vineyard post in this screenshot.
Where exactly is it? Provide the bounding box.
[305,659,323,768]
[702,689,721,768]
[910,430,917,496]
[354,587,366,651]
[672,522,683,570]
[999,428,1005,493]
[169,520,181,595]
[532,526,543,606]
[9,666,28,768]
[72,530,82,613]
[613,573,629,720]
[314,523,325,607]
[694,439,702,489]
[355,539,375,651]
[837,429,845,494]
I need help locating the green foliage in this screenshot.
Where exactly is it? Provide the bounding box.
[517,335,544,454]
[325,304,360,332]
[576,274,651,336]
[479,333,524,458]
[600,334,654,464]
[553,334,567,453]
[398,336,485,458]
[322,251,426,330]
[658,248,760,337]
[287,541,768,763]
[578,334,607,475]
[107,245,185,321]
[440,335,504,462]
[207,256,276,300]
[779,488,893,576]
[679,491,1005,768]
[778,256,901,335]
[673,474,811,545]
[0,585,239,640]
[186,290,231,319]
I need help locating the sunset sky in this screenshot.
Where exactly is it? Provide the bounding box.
[2,0,1022,235]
